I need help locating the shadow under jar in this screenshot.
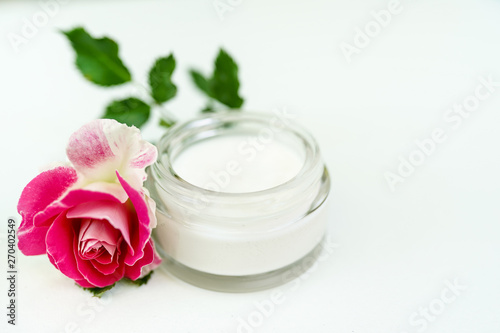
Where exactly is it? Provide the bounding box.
[146,111,331,292]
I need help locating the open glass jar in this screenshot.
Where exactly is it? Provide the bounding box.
[146,111,330,292]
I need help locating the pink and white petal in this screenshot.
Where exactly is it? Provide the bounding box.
[124,239,155,281]
[66,120,118,184]
[139,243,162,279]
[117,172,153,266]
[46,214,85,282]
[81,182,129,203]
[34,188,125,229]
[66,201,131,248]
[102,120,157,187]
[66,119,157,188]
[17,166,78,255]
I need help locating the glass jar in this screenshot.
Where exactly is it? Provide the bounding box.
[146,111,330,292]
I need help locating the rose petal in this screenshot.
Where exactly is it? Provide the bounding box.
[35,186,127,229]
[139,245,162,278]
[79,219,120,247]
[124,239,155,281]
[67,201,131,248]
[80,239,100,258]
[94,249,113,265]
[74,279,95,288]
[116,172,155,266]
[90,238,122,275]
[66,119,157,189]
[78,219,120,262]
[82,182,130,202]
[91,256,120,275]
[100,242,116,255]
[17,166,78,255]
[74,239,125,288]
[46,214,85,281]
[146,194,157,229]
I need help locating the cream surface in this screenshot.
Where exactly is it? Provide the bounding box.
[171,134,304,193]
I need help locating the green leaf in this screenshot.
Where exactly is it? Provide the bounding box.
[190,70,210,96]
[201,104,216,113]
[80,283,115,298]
[189,48,244,110]
[210,48,244,108]
[103,97,151,128]
[149,55,177,104]
[159,117,176,128]
[62,27,131,86]
[124,271,154,286]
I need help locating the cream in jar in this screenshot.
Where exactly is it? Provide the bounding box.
[146,112,330,291]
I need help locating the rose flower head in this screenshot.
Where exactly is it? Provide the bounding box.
[17,119,161,288]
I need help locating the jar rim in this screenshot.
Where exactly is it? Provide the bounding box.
[151,111,322,200]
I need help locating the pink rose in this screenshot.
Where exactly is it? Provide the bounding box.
[17,119,161,288]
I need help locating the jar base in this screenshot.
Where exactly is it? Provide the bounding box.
[156,237,327,293]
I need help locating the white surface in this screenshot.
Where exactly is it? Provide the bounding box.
[1,0,500,332]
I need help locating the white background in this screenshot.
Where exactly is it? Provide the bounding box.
[1,0,500,332]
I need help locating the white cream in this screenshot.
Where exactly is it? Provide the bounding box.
[172,135,304,193]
